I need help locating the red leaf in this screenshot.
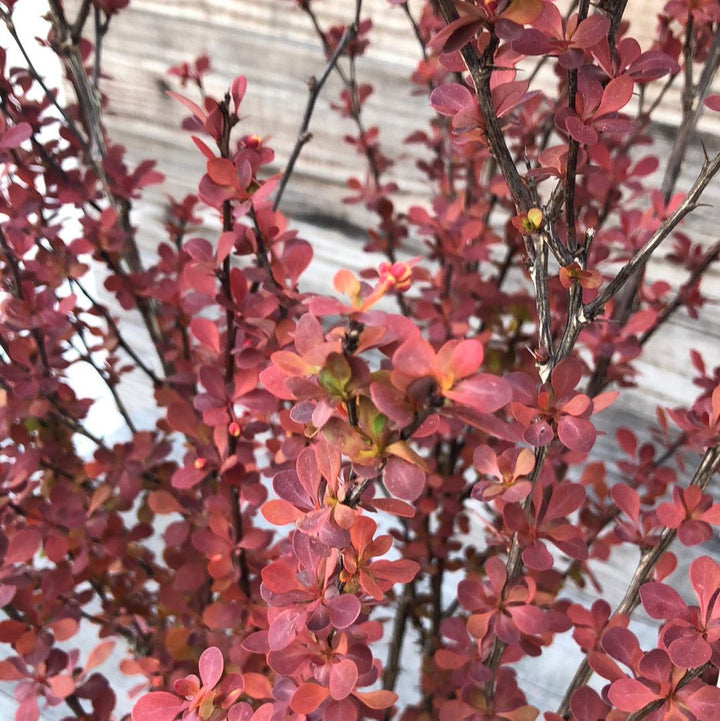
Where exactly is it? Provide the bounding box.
[689,555,720,620]
[5,528,42,564]
[607,679,658,711]
[705,94,720,112]
[0,122,32,149]
[353,689,398,710]
[445,374,512,413]
[167,90,207,122]
[571,14,610,48]
[290,683,330,713]
[557,415,596,452]
[383,457,426,501]
[639,582,687,620]
[687,684,720,721]
[132,692,184,721]
[329,659,358,701]
[85,640,115,672]
[198,646,223,689]
[190,318,221,353]
[430,83,473,116]
[595,75,634,117]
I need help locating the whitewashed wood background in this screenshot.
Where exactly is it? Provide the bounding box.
[2,0,720,717]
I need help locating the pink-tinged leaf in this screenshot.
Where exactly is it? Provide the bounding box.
[570,686,610,721]
[207,157,237,186]
[85,640,115,672]
[383,457,426,501]
[132,692,184,721]
[607,679,658,711]
[602,627,642,669]
[171,465,206,490]
[167,90,208,122]
[473,445,499,476]
[445,374,512,413]
[192,135,215,160]
[592,390,618,413]
[372,559,420,584]
[430,83,473,116]
[447,339,484,379]
[639,582,687,620]
[552,357,583,397]
[508,604,546,634]
[198,646,223,689]
[327,594,361,629]
[595,75,634,117]
[366,497,416,518]
[523,419,553,446]
[687,684,720,721]
[0,122,32,149]
[545,483,586,520]
[4,528,42,564]
[333,269,360,296]
[628,51,679,82]
[329,659,358,701]
[353,690,398,710]
[668,635,711,668]
[427,15,482,54]
[0,585,15,606]
[190,318,220,353]
[655,501,685,528]
[690,555,720,620]
[0,660,23,681]
[435,648,469,670]
[522,540,554,570]
[637,649,671,685]
[557,415,596,452]
[611,483,639,523]
[48,675,75,698]
[678,519,712,546]
[231,75,247,111]
[290,683,330,713]
[261,499,302,525]
[571,14,610,48]
[565,115,598,145]
[705,95,720,112]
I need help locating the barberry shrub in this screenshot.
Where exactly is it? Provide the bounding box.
[1,0,720,720]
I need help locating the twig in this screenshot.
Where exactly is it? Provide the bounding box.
[639,237,720,347]
[586,152,720,319]
[660,24,720,202]
[434,0,532,213]
[273,20,359,211]
[71,279,163,386]
[557,444,720,717]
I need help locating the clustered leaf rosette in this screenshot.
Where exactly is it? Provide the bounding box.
[507,357,617,453]
[132,647,259,721]
[458,556,571,653]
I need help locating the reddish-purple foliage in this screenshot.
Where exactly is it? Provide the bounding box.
[0,1,719,721]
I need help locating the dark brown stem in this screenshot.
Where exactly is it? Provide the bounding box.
[435,0,532,212]
[274,18,359,211]
[639,237,720,347]
[661,24,720,202]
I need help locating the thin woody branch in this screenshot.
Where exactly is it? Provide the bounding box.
[557,443,720,717]
[274,10,360,211]
[586,152,720,319]
[434,0,533,212]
